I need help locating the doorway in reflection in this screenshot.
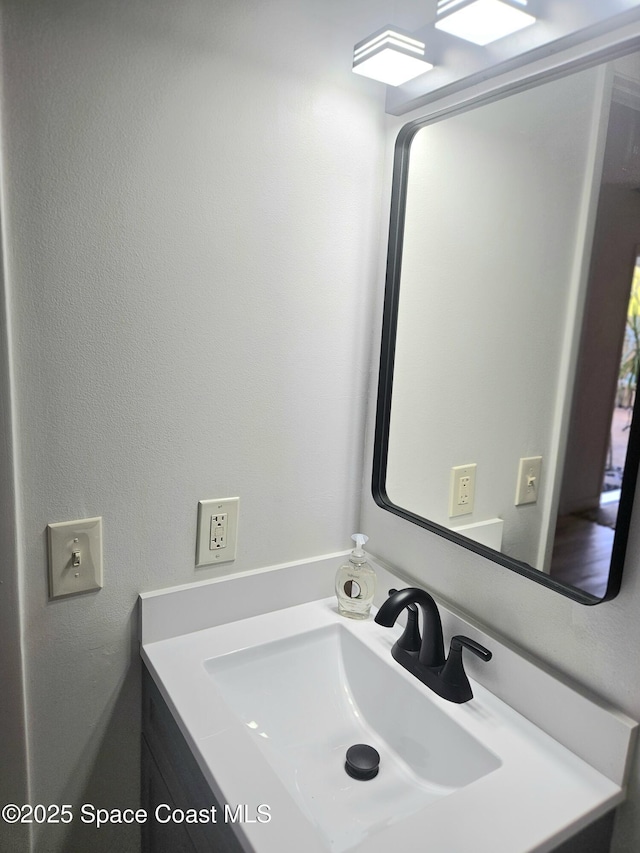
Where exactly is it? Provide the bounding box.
[550,388,632,598]
[550,227,640,596]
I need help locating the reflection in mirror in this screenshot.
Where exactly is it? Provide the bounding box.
[374,48,640,604]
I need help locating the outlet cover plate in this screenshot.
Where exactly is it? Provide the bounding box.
[449,464,477,517]
[196,497,239,567]
[47,516,103,599]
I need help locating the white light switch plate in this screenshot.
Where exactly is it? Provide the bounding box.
[515,456,543,506]
[47,516,103,599]
[196,498,239,567]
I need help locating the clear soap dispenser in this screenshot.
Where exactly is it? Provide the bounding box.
[335,534,376,619]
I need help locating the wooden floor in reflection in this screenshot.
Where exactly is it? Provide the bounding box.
[549,512,615,599]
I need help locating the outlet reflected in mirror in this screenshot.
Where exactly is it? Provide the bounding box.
[373,47,640,604]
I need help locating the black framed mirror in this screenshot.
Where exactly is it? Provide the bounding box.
[373,43,640,605]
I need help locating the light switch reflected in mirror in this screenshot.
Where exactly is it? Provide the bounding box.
[373,46,640,604]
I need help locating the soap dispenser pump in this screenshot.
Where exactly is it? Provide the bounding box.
[335,534,376,619]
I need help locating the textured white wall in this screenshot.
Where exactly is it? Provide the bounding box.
[0,0,390,850]
[362,35,640,853]
[0,236,29,851]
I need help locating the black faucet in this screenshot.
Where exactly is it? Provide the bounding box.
[375,587,492,704]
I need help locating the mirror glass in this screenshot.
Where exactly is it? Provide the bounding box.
[373,48,640,604]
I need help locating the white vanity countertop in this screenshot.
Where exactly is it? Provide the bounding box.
[140,553,637,853]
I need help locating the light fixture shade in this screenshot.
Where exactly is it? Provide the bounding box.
[434,0,536,46]
[352,27,433,86]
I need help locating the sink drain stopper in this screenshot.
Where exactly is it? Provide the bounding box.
[345,744,380,780]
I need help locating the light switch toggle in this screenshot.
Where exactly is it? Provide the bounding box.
[72,549,81,567]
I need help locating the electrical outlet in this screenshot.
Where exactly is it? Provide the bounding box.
[449,464,476,517]
[515,456,542,506]
[196,498,239,567]
[210,513,227,549]
[47,516,103,599]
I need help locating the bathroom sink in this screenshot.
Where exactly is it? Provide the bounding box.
[205,624,500,852]
[141,564,632,853]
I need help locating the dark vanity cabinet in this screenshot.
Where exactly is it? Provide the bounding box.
[548,815,615,853]
[141,666,243,853]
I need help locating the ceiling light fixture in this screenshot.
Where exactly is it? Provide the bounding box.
[434,0,536,46]
[352,27,434,86]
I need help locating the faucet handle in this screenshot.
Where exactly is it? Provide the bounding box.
[439,635,492,703]
[449,635,492,661]
[388,589,421,652]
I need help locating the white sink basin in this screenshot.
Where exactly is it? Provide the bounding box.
[141,565,633,853]
[205,624,500,852]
